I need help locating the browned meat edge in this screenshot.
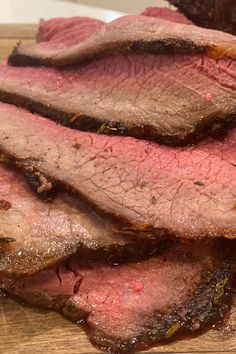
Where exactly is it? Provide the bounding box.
[0,89,234,146]
[8,38,206,67]
[86,266,234,352]
[2,261,234,353]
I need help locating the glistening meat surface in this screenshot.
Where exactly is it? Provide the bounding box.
[0,163,159,277]
[8,15,236,67]
[1,103,236,239]
[0,54,235,144]
[1,241,234,353]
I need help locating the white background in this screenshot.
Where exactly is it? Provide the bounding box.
[0,0,126,23]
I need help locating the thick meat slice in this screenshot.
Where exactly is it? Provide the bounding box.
[0,54,235,144]
[37,17,104,43]
[1,103,236,240]
[141,7,192,24]
[168,0,236,35]
[0,163,160,277]
[8,15,236,67]
[1,242,234,353]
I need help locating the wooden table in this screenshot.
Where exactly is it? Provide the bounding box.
[0,24,236,354]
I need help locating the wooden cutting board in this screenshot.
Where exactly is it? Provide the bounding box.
[0,24,236,354]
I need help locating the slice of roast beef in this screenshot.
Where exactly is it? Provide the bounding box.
[0,53,235,144]
[167,0,236,35]
[37,17,104,43]
[1,103,236,240]
[0,162,162,277]
[1,241,234,353]
[141,7,192,24]
[8,15,236,67]
[36,7,191,45]
[2,13,235,145]
[36,9,188,45]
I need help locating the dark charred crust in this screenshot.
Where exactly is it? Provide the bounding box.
[21,169,53,199]
[0,89,71,126]
[168,0,236,35]
[0,237,16,243]
[129,39,206,56]
[71,237,171,266]
[8,38,208,68]
[0,199,12,210]
[15,159,57,200]
[0,89,235,146]
[86,265,234,353]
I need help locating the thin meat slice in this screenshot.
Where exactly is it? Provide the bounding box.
[1,103,236,240]
[37,7,190,45]
[36,9,189,45]
[0,54,235,144]
[8,15,236,67]
[0,162,161,277]
[167,0,236,35]
[141,7,192,24]
[37,17,104,43]
[1,242,234,352]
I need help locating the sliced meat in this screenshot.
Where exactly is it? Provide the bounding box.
[1,241,234,353]
[36,17,104,48]
[0,162,161,277]
[1,103,236,240]
[8,15,236,67]
[141,7,192,24]
[0,53,236,144]
[168,0,236,35]
[36,7,191,45]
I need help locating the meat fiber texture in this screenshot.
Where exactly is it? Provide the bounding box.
[1,9,235,145]
[1,103,236,240]
[37,8,191,45]
[36,8,188,45]
[36,17,104,43]
[141,7,192,24]
[1,241,234,353]
[8,14,236,68]
[0,53,236,144]
[0,162,163,277]
[167,0,236,35]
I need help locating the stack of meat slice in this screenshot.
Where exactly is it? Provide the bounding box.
[0,7,236,353]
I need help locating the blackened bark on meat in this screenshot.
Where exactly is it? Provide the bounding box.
[8,38,206,67]
[168,0,236,35]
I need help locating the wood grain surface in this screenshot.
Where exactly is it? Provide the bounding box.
[0,24,236,354]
